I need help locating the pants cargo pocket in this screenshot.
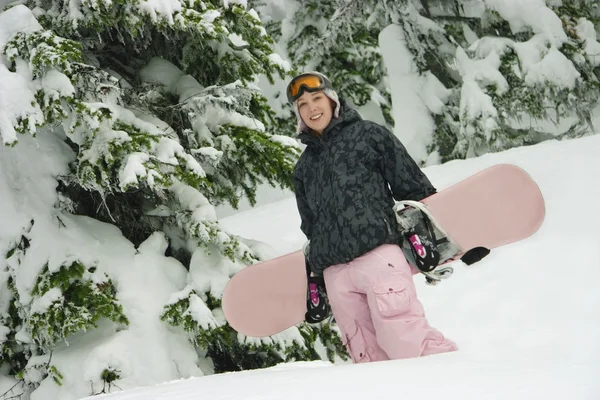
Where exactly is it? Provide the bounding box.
[372,280,412,318]
[342,323,371,363]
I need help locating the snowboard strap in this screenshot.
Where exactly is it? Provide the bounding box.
[304,257,331,324]
[394,201,462,269]
[407,210,441,272]
[394,201,462,283]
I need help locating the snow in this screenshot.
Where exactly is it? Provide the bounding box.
[0,5,41,48]
[379,23,436,164]
[0,130,205,399]
[0,5,45,144]
[466,32,580,93]
[267,52,291,71]
[228,33,248,48]
[523,46,580,89]
[459,80,498,137]
[171,181,217,222]
[217,105,266,131]
[175,75,204,103]
[139,57,208,104]
[138,0,182,24]
[222,0,247,9]
[269,134,301,148]
[201,9,221,25]
[139,57,268,142]
[247,8,260,22]
[29,288,63,315]
[575,18,600,67]
[76,135,600,400]
[139,57,185,93]
[456,46,508,95]
[119,152,151,189]
[40,69,76,97]
[0,63,43,144]
[187,294,218,330]
[484,0,567,46]
[0,324,9,341]
[191,146,223,162]
[420,71,452,115]
[9,125,599,400]
[70,100,207,190]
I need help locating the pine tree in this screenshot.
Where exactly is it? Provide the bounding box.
[257,0,395,126]
[404,0,600,160]
[259,0,599,162]
[0,0,347,393]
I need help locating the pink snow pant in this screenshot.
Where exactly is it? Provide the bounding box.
[323,244,457,363]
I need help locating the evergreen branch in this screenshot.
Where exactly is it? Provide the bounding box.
[428,15,481,24]
[228,43,250,51]
[421,0,432,18]
[3,393,24,400]
[499,124,556,143]
[331,0,360,23]
[0,381,23,400]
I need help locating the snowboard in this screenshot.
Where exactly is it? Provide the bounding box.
[222,163,545,337]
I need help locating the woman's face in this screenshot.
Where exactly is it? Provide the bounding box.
[297,90,333,135]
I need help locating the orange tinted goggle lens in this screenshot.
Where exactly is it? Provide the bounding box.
[288,75,323,98]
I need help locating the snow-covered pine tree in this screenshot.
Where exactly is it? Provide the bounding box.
[0,0,347,393]
[255,0,394,126]
[401,0,600,160]
[256,0,599,163]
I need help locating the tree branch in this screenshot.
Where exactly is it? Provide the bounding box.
[0,381,23,400]
[429,15,480,24]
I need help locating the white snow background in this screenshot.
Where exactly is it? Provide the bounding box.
[80,134,600,400]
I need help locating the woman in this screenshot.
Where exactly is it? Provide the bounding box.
[289,71,457,363]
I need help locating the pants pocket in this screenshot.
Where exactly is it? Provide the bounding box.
[342,322,371,363]
[372,280,412,317]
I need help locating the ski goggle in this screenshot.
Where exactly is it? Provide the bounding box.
[286,73,332,104]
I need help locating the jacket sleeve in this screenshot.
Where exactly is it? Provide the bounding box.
[370,122,437,201]
[293,169,314,240]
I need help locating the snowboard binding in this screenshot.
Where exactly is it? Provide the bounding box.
[403,215,441,272]
[305,274,331,323]
[394,201,462,284]
[302,241,332,324]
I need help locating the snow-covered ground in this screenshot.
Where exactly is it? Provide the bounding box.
[83,135,600,399]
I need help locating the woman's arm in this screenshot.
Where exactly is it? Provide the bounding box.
[370,122,436,201]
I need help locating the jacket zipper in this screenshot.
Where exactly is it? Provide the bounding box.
[326,134,347,262]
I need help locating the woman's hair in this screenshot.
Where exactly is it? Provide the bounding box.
[294,88,341,134]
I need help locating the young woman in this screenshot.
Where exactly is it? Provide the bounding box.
[289,72,457,363]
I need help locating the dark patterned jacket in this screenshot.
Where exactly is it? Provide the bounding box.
[293,101,436,275]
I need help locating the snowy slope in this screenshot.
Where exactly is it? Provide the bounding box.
[85,135,600,399]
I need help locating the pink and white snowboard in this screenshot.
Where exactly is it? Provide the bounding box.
[222,163,545,337]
